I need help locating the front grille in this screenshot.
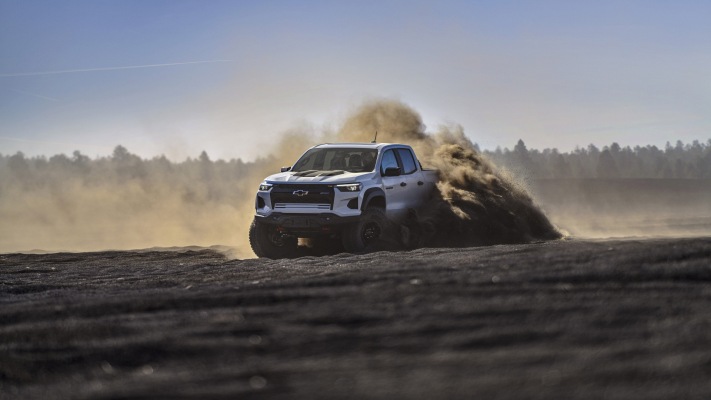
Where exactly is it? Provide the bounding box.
[270,184,334,209]
[274,203,331,210]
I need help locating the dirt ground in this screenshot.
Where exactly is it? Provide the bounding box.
[2,237,711,399]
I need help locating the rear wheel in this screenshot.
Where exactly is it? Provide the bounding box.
[249,219,298,259]
[342,208,388,253]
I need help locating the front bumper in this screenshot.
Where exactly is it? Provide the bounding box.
[255,213,360,236]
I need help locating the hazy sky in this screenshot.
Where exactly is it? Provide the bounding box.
[1,0,710,160]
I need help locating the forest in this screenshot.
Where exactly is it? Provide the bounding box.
[483,139,711,179]
[3,139,711,185]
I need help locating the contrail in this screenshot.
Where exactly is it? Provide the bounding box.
[11,89,59,102]
[0,60,233,78]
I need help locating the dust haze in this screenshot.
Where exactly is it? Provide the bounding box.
[529,179,711,239]
[6,99,709,256]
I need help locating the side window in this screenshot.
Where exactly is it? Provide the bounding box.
[380,149,398,175]
[397,149,417,175]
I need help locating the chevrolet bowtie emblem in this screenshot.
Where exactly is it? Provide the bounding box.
[293,190,309,196]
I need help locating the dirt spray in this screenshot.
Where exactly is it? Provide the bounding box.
[335,99,562,247]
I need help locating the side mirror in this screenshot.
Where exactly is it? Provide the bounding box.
[280,166,292,172]
[383,167,402,177]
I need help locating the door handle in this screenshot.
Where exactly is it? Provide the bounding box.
[417,181,424,186]
[400,182,407,187]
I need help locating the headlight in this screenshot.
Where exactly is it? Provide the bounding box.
[336,183,362,192]
[259,183,272,191]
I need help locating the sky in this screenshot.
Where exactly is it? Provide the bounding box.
[1,0,710,161]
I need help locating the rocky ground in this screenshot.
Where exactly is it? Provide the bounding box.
[2,237,711,399]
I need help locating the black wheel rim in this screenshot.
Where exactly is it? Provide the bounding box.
[268,229,287,247]
[361,221,381,244]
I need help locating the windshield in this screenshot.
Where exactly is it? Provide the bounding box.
[292,148,378,173]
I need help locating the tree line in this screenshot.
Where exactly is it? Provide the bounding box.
[0,146,276,210]
[2,139,711,184]
[482,139,711,179]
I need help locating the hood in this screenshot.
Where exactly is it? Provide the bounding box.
[265,170,375,184]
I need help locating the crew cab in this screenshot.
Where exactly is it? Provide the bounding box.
[250,142,438,258]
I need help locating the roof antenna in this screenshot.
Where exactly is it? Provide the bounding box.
[371,131,378,143]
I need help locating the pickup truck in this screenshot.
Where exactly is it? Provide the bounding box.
[250,142,438,258]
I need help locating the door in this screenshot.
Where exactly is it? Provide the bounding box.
[380,149,409,219]
[395,148,429,209]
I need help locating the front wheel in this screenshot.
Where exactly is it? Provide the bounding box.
[341,208,388,253]
[249,219,298,259]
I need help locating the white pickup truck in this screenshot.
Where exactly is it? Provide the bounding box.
[250,142,438,258]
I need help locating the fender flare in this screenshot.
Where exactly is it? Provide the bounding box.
[361,187,386,210]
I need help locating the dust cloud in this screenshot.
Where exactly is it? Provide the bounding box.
[336,100,562,247]
[0,150,257,256]
[0,99,560,257]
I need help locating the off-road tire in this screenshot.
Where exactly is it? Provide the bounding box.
[342,208,388,253]
[249,219,298,259]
